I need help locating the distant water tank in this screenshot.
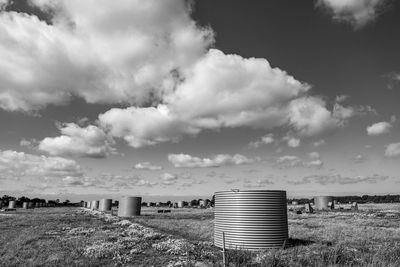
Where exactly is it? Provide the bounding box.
[314,196,334,210]
[99,199,112,211]
[178,201,184,208]
[87,201,91,209]
[8,201,16,209]
[28,202,34,209]
[91,200,99,210]
[214,190,288,250]
[22,202,29,209]
[118,197,141,217]
[291,201,299,205]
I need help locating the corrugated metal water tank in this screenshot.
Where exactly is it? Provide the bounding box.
[91,200,99,210]
[22,202,28,209]
[8,201,16,209]
[214,190,288,251]
[99,199,112,211]
[314,196,333,210]
[118,196,141,217]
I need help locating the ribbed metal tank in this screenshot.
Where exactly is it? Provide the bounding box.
[91,200,99,210]
[8,201,16,209]
[178,201,184,208]
[87,201,91,209]
[28,202,34,209]
[99,199,112,211]
[214,190,288,251]
[314,196,333,210]
[118,196,141,217]
[22,202,29,209]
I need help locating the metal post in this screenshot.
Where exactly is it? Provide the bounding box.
[222,231,227,267]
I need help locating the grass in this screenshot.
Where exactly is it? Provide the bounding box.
[0,204,400,266]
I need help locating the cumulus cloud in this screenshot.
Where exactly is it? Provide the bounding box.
[288,97,354,137]
[276,152,323,168]
[289,174,388,185]
[134,162,162,171]
[366,121,392,136]
[38,123,115,158]
[248,134,274,148]
[283,135,301,148]
[1,0,361,148]
[316,0,389,29]
[168,153,256,168]
[159,173,178,185]
[0,0,213,111]
[0,149,83,181]
[243,178,274,188]
[353,154,367,163]
[313,139,326,147]
[385,143,400,158]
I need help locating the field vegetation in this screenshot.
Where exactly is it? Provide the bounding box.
[0,204,399,266]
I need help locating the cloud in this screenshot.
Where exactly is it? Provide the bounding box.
[289,174,389,185]
[248,134,274,148]
[276,152,323,168]
[385,143,400,158]
[0,149,83,181]
[243,178,274,188]
[1,0,361,148]
[288,97,355,137]
[0,0,213,111]
[134,162,162,171]
[38,123,115,158]
[366,121,392,136]
[159,172,178,185]
[313,139,326,147]
[385,72,400,89]
[353,154,367,163]
[283,135,301,148]
[316,0,389,29]
[168,153,256,168]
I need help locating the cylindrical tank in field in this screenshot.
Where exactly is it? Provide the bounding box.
[91,200,99,210]
[28,202,34,209]
[314,196,334,210]
[8,201,16,209]
[99,199,112,211]
[214,190,288,251]
[22,202,29,209]
[118,196,141,217]
[178,201,184,208]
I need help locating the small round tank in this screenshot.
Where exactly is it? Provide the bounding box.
[22,202,29,209]
[314,196,334,210]
[178,201,184,208]
[91,200,99,210]
[28,202,34,209]
[118,196,141,217]
[99,199,112,211]
[8,201,16,209]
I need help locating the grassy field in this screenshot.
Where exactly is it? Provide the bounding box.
[0,204,399,266]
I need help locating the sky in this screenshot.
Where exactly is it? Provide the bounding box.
[0,0,399,202]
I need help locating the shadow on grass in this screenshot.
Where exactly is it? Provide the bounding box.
[287,237,315,247]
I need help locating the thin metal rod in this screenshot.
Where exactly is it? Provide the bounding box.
[222,231,227,267]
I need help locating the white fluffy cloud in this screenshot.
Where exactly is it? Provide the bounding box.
[385,143,400,158]
[288,97,354,136]
[317,0,388,28]
[134,162,162,171]
[1,0,360,148]
[168,153,255,168]
[276,152,323,168]
[0,0,213,111]
[283,136,301,148]
[249,134,274,148]
[38,123,115,158]
[366,121,392,136]
[159,173,178,185]
[0,149,83,180]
